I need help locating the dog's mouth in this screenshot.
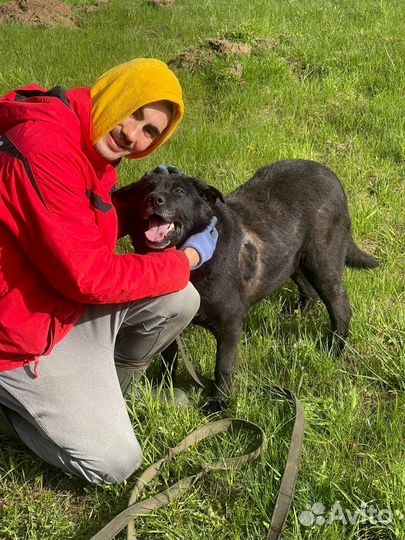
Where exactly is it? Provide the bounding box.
[144,214,181,250]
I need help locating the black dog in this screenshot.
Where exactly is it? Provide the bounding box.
[113,160,378,409]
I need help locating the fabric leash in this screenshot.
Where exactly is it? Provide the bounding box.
[90,338,304,540]
[91,418,266,540]
[176,336,305,540]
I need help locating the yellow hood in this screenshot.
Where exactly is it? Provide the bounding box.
[91,58,184,159]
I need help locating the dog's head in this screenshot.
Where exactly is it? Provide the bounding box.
[113,172,224,252]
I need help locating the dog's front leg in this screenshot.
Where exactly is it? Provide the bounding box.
[205,319,244,413]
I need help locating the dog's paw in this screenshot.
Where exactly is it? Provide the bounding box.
[327,333,346,356]
[201,397,225,415]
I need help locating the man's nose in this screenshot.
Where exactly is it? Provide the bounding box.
[122,119,141,145]
[124,125,150,152]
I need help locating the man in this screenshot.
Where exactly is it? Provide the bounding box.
[0,59,218,483]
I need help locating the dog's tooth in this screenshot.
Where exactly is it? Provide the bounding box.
[168,222,175,232]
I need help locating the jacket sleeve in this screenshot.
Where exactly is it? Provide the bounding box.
[0,142,190,304]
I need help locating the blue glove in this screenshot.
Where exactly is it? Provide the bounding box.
[181,217,219,269]
[153,164,186,176]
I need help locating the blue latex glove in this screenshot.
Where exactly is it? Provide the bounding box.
[153,164,186,176]
[181,217,219,269]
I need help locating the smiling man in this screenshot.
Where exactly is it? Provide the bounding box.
[0,59,218,483]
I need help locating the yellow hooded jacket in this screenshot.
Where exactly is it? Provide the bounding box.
[91,58,184,159]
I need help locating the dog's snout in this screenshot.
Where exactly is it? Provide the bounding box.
[149,192,167,208]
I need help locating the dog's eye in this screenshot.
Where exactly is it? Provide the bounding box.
[175,187,185,196]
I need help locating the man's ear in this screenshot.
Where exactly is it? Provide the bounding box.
[191,179,225,205]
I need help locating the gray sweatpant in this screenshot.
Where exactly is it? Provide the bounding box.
[0,283,200,484]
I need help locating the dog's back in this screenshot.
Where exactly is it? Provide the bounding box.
[226,159,377,271]
[227,159,348,231]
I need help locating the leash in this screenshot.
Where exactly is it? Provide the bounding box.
[176,337,305,540]
[91,417,266,540]
[90,338,305,540]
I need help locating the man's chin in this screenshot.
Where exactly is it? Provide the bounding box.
[94,134,131,162]
[94,140,120,162]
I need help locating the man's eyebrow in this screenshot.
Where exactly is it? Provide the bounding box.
[134,108,144,120]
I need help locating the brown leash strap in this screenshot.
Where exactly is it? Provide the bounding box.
[266,387,305,540]
[176,336,214,391]
[90,339,304,540]
[177,338,305,540]
[90,418,266,540]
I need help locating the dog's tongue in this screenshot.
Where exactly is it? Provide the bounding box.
[145,217,171,243]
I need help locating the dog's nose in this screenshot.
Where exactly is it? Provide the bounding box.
[149,193,166,207]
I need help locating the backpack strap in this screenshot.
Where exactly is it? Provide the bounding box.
[13,86,71,110]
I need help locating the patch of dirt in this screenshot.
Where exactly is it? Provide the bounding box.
[326,140,351,153]
[170,34,279,73]
[149,0,173,6]
[169,47,215,71]
[287,58,329,82]
[227,63,244,79]
[208,39,252,55]
[253,37,278,52]
[83,4,97,13]
[0,0,76,27]
[82,0,110,14]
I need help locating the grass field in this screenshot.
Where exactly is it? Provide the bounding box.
[0,0,404,538]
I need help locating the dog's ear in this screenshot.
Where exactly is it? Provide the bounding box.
[111,182,137,207]
[191,179,225,205]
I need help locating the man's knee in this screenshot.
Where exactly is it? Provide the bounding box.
[76,432,142,484]
[8,410,143,485]
[115,282,200,366]
[166,282,200,329]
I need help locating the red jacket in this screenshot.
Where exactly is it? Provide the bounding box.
[0,85,190,372]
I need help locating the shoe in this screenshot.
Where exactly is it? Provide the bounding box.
[0,404,19,440]
[151,386,189,407]
[117,365,189,407]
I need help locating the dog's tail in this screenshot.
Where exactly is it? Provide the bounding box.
[346,237,379,269]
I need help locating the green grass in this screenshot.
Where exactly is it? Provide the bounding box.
[0,0,404,538]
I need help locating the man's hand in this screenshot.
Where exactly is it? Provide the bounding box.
[182,247,201,268]
[181,217,219,269]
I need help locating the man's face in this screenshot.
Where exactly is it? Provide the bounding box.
[94,101,171,162]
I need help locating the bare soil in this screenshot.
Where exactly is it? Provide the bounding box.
[0,0,76,27]
[149,0,173,6]
[169,47,215,71]
[208,39,252,55]
[82,0,110,14]
[170,36,279,73]
[227,63,244,79]
[254,37,278,51]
